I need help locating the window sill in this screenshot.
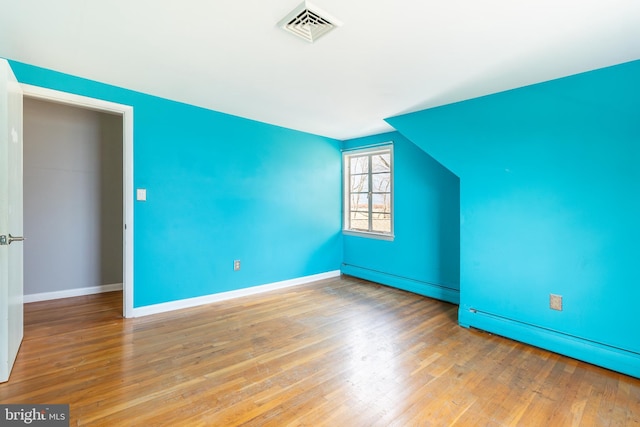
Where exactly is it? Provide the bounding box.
[343,229,395,241]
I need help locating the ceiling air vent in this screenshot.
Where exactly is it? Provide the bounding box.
[278,2,341,43]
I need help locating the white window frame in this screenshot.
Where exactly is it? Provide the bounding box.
[342,143,394,240]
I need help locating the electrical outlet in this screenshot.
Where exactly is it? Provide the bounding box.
[550,294,563,311]
[233,260,241,271]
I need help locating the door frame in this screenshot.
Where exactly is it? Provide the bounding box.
[21,84,134,318]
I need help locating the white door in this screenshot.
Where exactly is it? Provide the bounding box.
[0,59,24,383]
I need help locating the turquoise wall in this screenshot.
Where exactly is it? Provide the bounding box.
[387,60,640,377]
[9,60,343,308]
[341,132,460,303]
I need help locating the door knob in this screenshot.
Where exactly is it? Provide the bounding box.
[0,234,25,245]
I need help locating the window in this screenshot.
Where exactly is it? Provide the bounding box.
[343,144,393,239]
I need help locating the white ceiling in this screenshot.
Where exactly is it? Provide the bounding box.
[1,0,639,140]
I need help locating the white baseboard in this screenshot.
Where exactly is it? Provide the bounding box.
[132,270,341,318]
[24,283,123,303]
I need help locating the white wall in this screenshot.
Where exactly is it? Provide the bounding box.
[23,98,123,296]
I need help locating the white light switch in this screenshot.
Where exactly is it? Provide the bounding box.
[136,188,147,201]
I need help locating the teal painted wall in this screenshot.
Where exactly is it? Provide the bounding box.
[387,60,640,377]
[9,60,343,308]
[341,132,460,303]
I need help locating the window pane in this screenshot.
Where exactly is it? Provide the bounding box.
[350,193,369,212]
[372,173,391,192]
[344,147,392,236]
[372,193,391,213]
[350,156,369,174]
[350,210,369,231]
[372,153,390,173]
[350,174,368,193]
[372,213,391,233]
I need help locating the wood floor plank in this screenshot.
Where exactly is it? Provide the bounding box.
[1,275,638,426]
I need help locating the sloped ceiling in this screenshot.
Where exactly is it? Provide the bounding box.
[1,0,639,139]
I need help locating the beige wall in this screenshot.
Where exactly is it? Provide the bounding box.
[23,97,123,295]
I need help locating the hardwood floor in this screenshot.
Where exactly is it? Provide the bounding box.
[1,276,639,426]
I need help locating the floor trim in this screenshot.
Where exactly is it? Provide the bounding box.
[341,264,460,304]
[459,306,640,379]
[24,283,123,303]
[132,270,341,318]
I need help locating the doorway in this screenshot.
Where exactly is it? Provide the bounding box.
[21,85,134,317]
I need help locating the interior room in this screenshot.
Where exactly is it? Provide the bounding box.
[0,0,638,425]
[23,97,124,302]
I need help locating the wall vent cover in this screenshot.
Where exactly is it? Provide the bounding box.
[278,2,341,43]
